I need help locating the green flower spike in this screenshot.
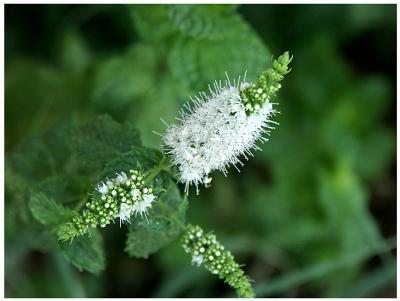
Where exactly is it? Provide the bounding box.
[240,51,293,115]
[182,224,254,298]
[57,169,157,241]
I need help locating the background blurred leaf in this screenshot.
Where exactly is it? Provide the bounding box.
[167,4,240,39]
[91,44,160,117]
[57,30,92,75]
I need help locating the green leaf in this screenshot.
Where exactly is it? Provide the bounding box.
[34,175,90,206]
[5,59,89,148]
[29,192,75,227]
[8,117,78,183]
[316,162,387,295]
[167,4,241,39]
[130,73,191,148]
[91,44,160,116]
[169,13,270,91]
[125,172,187,258]
[101,146,163,178]
[70,115,141,172]
[59,230,105,274]
[58,30,91,75]
[130,5,176,42]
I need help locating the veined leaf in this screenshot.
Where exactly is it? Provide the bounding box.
[59,230,105,274]
[29,192,75,227]
[167,4,240,39]
[101,146,163,178]
[70,115,141,172]
[169,14,270,91]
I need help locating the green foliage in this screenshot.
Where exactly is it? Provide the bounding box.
[57,30,92,75]
[168,11,270,91]
[70,115,141,173]
[7,114,187,275]
[131,5,176,42]
[59,230,106,274]
[125,172,188,258]
[5,3,395,298]
[167,5,239,39]
[29,193,75,227]
[102,147,163,177]
[91,44,160,116]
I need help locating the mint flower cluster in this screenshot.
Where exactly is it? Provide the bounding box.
[182,224,254,298]
[240,51,292,114]
[163,51,292,194]
[57,169,156,241]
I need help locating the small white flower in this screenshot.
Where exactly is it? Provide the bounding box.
[191,255,203,267]
[115,172,128,184]
[142,194,156,206]
[96,182,108,194]
[119,203,133,226]
[132,194,156,218]
[130,188,141,199]
[163,78,276,194]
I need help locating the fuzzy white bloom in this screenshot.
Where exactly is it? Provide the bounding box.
[163,79,277,194]
[132,193,156,217]
[130,188,141,199]
[96,182,109,194]
[142,193,156,206]
[119,203,133,226]
[115,172,128,184]
[191,255,204,266]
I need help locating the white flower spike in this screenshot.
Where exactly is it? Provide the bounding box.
[163,52,292,194]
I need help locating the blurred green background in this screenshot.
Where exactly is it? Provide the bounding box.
[5,4,396,298]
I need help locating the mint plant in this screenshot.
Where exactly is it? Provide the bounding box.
[6,4,396,298]
[14,53,291,298]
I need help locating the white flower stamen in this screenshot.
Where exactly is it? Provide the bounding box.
[132,193,156,220]
[119,203,133,226]
[191,255,204,267]
[163,78,276,194]
[115,172,128,184]
[96,182,108,194]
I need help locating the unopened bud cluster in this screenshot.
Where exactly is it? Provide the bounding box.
[57,169,156,241]
[182,225,254,298]
[240,51,292,115]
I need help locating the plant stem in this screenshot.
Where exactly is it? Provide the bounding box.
[144,156,169,185]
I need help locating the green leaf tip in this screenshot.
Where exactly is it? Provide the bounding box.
[29,192,75,227]
[240,51,293,115]
[182,224,255,298]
